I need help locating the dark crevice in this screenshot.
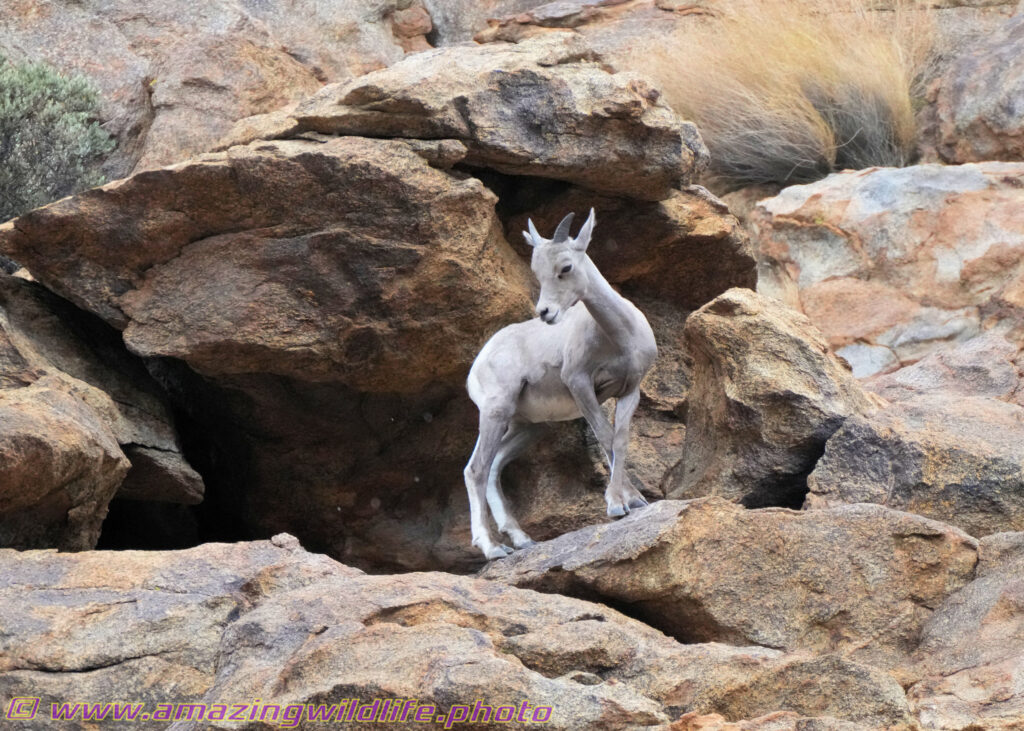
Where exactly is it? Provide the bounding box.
[0,254,19,274]
[140,357,253,546]
[459,167,574,236]
[740,443,827,511]
[16,287,248,552]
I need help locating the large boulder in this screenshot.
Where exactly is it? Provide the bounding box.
[752,163,1024,378]
[289,34,709,200]
[0,137,531,391]
[806,395,1024,538]
[0,383,128,550]
[919,14,1024,164]
[482,497,979,671]
[666,289,875,508]
[0,536,915,729]
[907,531,1024,729]
[0,274,201,549]
[0,0,432,178]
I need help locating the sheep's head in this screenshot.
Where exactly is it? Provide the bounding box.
[523,208,595,326]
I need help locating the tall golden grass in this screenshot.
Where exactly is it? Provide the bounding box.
[635,0,934,191]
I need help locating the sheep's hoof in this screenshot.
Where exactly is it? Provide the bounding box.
[514,538,537,549]
[607,503,628,518]
[483,544,514,560]
[627,496,649,510]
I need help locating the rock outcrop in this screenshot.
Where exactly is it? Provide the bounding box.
[0,274,200,549]
[289,34,709,200]
[753,163,1024,378]
[2,135,533,569]
[666,289,875,508]
[907,531,1024,728]
[423,0,545,45]
[806,395,1024,538]
[0,0,433,178]
[0,33,752,570]
[0,536,916,730]
[919,14,1024,164]
[481,498,979,671]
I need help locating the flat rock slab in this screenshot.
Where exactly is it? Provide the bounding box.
[481,497,978,670]
[291,34,708,201]
[807,395,1024,538]
[0,536,914,730]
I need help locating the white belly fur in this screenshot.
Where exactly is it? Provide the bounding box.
[516,375,582,423]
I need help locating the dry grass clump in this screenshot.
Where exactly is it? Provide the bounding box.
[637,0,934,191]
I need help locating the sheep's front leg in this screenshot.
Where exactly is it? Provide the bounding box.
[605,388,647,517]
[464,407,515,560]
[565,373,615,459]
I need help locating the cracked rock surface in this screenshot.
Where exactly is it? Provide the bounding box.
[480,498,979,671]
[0,535,916,731]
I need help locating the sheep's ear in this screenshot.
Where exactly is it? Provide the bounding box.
[572,208,596,251]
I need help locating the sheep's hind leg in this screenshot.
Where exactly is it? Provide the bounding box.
[486,422,541,549]
[464,405,516,560]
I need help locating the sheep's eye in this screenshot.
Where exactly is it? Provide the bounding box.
[560,265,572,275]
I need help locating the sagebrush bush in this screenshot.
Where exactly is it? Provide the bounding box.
[636,0,933,191]
[0,57,114,222]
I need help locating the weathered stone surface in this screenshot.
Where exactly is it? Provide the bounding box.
[482,498,979,670]
[0,274,200,548]
[806,395,1024,538]
[0,382,129,550]
[504,185,755,310]
[907,531,1024,729]
[475,0,713,67]
[0,0,431,178]
[293,34,709,200]
[0,536,914,729]
[422,0,544,45]
[669,712,862,731]
[753,163,1024,378]
[865,332,1024,407]
[919,14,1024,164]
[0,137,533,392]
[666,289,875,508]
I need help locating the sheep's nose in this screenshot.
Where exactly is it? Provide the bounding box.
[537,306,549,320]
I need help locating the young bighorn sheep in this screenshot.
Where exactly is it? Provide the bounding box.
[464,209,658,560]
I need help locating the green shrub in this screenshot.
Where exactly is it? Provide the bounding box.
[0,57,114,222]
